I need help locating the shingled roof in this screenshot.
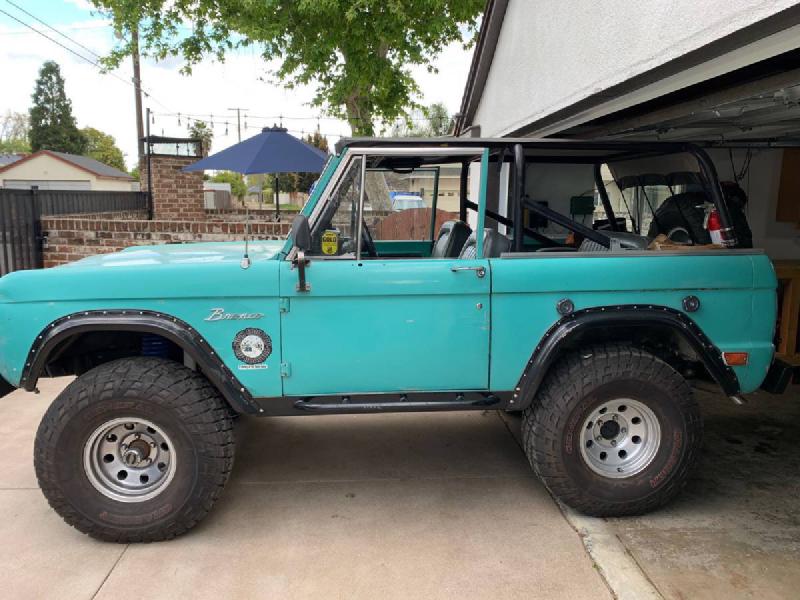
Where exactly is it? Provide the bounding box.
[0,150,134,180]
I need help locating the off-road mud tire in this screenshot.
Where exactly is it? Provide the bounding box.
[34,357,234,542]
[523,343,702,516]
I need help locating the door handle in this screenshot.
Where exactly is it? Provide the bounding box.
[451,265,486,278]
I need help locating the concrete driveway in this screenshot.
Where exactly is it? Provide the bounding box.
[0,377,609,600]
[3,377,799,599]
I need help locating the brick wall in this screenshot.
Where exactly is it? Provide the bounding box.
[42,217,291,267]
[204,207,300,222]
[140,155,205,220]
[60,210,150,220]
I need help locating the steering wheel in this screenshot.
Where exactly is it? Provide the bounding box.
[361,218,378,258]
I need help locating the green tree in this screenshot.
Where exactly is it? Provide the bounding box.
[188,120,213,156]
[29,61,86,154]
[92,1,484,136]
[287,131,330,193]
[0,111,30,153]
[211,171,247,200]
[82,127,126,171]
[391,102,451,137]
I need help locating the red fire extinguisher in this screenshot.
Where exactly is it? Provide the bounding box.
[705,207,736,247]
[707,209,723,245]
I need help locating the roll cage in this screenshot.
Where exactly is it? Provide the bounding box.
[322,138,736,252]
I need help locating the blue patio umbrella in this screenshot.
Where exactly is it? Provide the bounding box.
[183,126,327,219]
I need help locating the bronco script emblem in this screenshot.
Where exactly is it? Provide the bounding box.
[205,308,264,322]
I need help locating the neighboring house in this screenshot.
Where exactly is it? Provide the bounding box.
[455,0,800,259]
[0,150,135,191]
[0,154,24,169]
[204,182,233,209]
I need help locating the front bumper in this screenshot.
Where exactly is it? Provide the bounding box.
[760,358,795,394]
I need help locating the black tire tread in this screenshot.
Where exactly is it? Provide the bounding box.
[34,357,234,543]
[522,343,702,517]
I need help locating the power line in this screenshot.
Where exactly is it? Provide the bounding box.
[5,0,102,59]
[151,110,434,124]
[0,8,110,71]
[0,22,104,35]
[0,4,173,113]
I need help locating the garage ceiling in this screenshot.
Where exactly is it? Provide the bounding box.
[561,51,800,144]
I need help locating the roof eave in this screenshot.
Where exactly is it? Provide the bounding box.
[454,0,510,137]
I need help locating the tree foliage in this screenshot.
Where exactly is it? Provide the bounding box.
[82,127,127,171]
[286,131,330,193]
[92,0,484,135]
[0,111,30,153]
[29,61,86,154]
[211,171,247,199]
[188,120,213,156]
[390,102,451,137]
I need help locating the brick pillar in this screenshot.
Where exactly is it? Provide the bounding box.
[140,155,205,220]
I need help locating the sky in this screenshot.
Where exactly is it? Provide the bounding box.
[0,0,476,171]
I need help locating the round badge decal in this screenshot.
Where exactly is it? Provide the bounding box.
[232,328,272,364]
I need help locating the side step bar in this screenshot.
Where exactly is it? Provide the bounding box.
[294,393,502,413]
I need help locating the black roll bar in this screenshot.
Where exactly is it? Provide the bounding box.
[513,144,526,251]
[593,163,619,232]
[686,143,737,246]
[523,198,611,248]
[458,161,469,222]
[464,200,562,247]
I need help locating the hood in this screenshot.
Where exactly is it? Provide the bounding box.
[64,240,286,269]
[0,240,286,303]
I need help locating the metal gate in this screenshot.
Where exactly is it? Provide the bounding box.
[0,189,43,276]
[0,188,149,276]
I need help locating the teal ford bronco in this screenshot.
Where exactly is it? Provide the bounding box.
[0,138,787,542]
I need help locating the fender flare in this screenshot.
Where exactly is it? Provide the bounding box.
[509,304,740,410]
[20,309,259,414]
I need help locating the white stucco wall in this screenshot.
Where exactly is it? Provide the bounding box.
[0,154,133,191]
[473,0,800,137]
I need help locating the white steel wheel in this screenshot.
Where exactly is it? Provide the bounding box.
[579,398,661,479]
[83,417,177,503]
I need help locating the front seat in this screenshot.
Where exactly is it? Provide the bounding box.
[458,229,512,259]
[431,220,472,258]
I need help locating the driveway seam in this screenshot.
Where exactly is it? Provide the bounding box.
[90,544,128,600]
[614,533,666,598]
[493,411,658,600]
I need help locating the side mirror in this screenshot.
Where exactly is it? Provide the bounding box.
[290,214,312,292]
[290,214,311,251]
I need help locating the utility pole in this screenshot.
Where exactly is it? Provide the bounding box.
[227,107,248,142]
[145,107,153,220]
[132,25,145,163]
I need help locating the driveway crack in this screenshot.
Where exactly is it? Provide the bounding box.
[90,544,128,600]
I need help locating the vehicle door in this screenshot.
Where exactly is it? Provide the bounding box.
[278,148,491,396]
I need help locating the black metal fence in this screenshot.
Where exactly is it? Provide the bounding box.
[0,188,148,275]
[35,189,148,216]
[0,190,42,276]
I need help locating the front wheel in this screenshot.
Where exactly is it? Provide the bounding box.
[523,344,702,516]
[34,357,235,542]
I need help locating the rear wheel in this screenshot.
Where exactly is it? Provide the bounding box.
[523,344,702,516]
[35,357,235,542]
